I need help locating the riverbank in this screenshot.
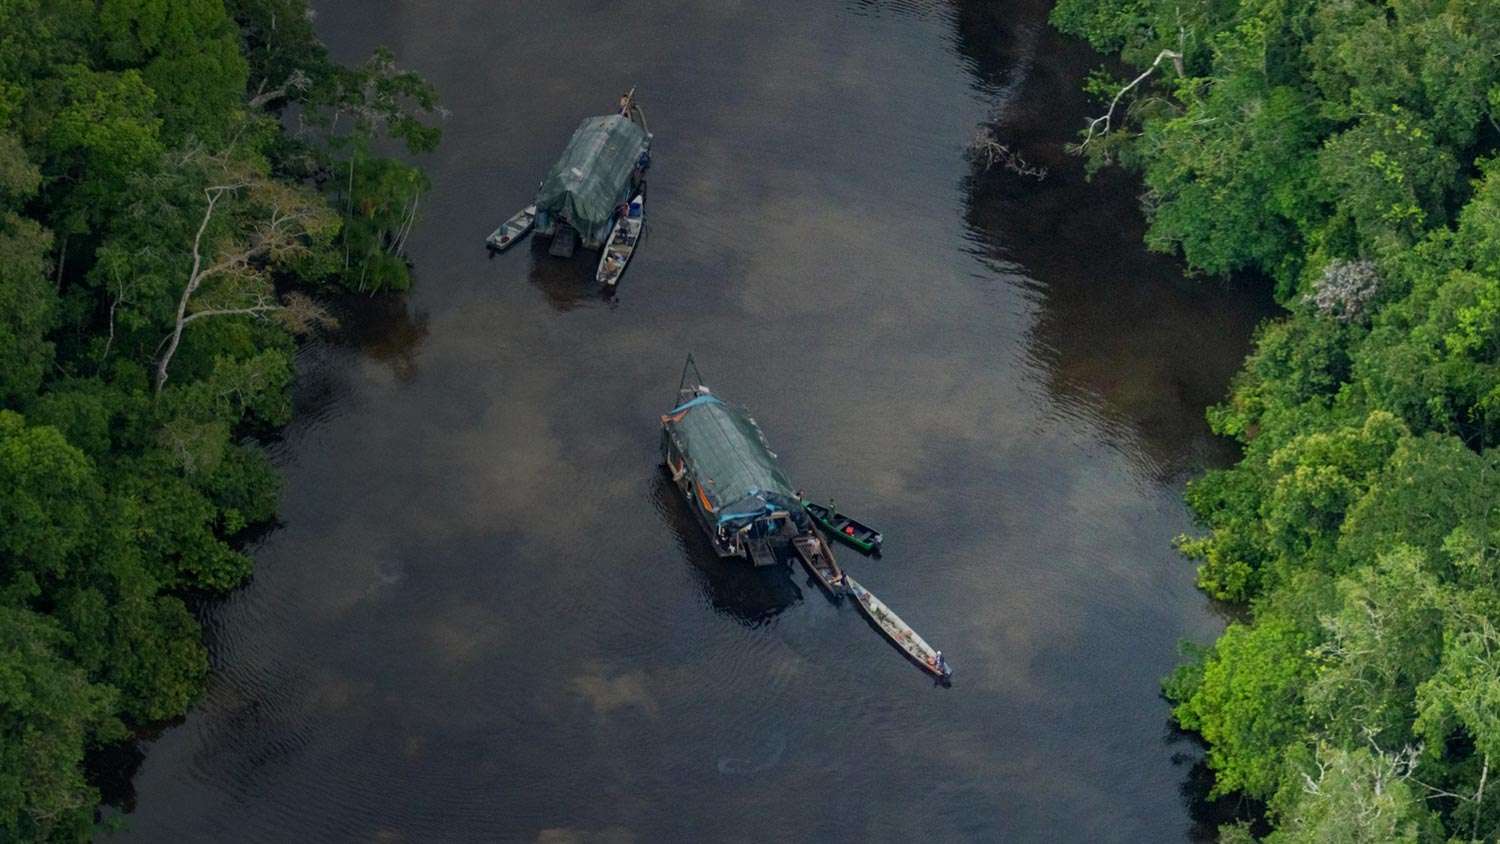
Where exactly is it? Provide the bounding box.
[1052,0,1500,838]
[0,2,438,838]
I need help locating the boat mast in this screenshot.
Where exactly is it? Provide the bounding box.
[676,353,704,403]
[618,86,648,132]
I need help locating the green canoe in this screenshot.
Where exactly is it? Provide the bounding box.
[803,501,882,555]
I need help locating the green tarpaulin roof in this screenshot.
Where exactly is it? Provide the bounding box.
[664,395,797,525]
[534,114,648,235]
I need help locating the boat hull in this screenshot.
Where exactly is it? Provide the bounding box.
[597,192,643,288]
[486,205,536,251]
[804,502,882,555]
[792,534,845,599]
[846,576,951,681]
[660,429,783,565]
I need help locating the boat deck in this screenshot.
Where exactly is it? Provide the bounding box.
[846,576,950,680]
[792,533,844,597]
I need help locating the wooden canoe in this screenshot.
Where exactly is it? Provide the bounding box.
[596,192,643,288]
[792,533,845,599]
[845,576,951,681]
[804,501,882,555]
[486,204,536,251]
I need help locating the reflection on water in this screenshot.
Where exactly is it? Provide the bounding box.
[333,292,431,381]
[953,2,1274,484]
[111,1,1272,841]
[650,474,803,628]
[522,237,616,312]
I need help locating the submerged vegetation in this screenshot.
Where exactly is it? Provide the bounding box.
[0,0,438,838]
[1052,0,1500,839]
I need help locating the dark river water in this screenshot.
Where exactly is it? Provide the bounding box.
[109,1,1272,840]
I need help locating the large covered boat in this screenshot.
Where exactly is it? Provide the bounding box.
[660,357,813,566]
[533,92,651,256]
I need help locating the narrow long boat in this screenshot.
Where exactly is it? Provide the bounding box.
[486,204,536,251]
[804,501,882,555]
[597,192,643,288]
[792,533,845,599]
[845,576,951,681]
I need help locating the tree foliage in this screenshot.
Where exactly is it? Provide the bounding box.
[0,0,439,836]
[1053,0,1500,839]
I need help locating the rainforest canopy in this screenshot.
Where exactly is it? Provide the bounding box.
[534,114,649,235]
[662,394,804,529]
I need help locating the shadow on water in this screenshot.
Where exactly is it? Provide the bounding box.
[1170,725,1271,841]
[949,0,1279,831]
[649,474,803,628]
[328,292,432,381]
[524,237,614,312]
[951,0,1276,487]
[86,741,145,816]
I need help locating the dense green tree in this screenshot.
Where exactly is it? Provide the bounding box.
[1303,548,1444,749]
[1413,602,1500,839]
[0,412,102,587]
[0,210,56,407]
[0,607,123,843]
[1267,744,1441,843]
[1054,0,1500,297]
[97,0,248,142]
[1169,616,1315,798]
[40,67,163,242]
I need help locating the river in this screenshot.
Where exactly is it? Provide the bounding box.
[108,1,1271,840]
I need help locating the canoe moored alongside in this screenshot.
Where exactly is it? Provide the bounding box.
[792,533,845,598]
[846,575,951,681]
[486,204,536,251]
[804,501,882,555]
[597,192,643,288]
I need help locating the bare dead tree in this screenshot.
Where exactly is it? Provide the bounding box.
[249,68,312,110]
[1076,49,1185,151]
[154,171,337,395]
[392,191,420,257]
[99,260,137,365]
[277,291,339,335]
[967,126,1048,180]
[1294,736,1424,835]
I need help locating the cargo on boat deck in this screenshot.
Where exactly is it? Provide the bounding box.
[661,360,811,565]
[534,113,650,251]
